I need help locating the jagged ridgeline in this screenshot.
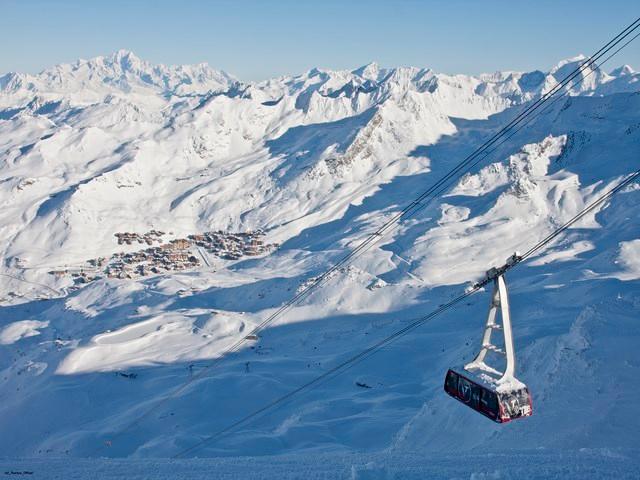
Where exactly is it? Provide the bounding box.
[0,51,639,461]
[1,51,637,300]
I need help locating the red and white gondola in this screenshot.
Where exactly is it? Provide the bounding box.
[444,254,533,423]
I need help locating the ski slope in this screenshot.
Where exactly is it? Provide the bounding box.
[1,450,639,479]
[0,51,639,476]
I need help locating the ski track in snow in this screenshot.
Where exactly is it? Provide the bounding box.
[0,51,639,477]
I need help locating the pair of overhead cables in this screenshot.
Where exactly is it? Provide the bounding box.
[174,167,640,458]
[92,16,640,457]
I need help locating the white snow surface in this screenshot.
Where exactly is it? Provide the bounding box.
[1,52,639,477]
[0,319,49,345]
[610,239,640,280]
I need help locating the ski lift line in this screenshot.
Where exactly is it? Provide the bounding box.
[234,21,640,338]
[251,17,640,328]
[239,16,640,326]
[172,167,640,459]
[4,29,623,316]
[109,21,640,447]
[348,27,640,261]
[88,19,640,456]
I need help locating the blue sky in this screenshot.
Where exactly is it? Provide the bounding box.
[3,0,639,80]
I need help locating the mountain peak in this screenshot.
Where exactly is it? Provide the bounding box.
[106,49,143,72]
[352,62,382,80]
[552,54,588,70]
[111,49,140,61]
[610,64,635,77]
[548,54,592,78]
[0,50,235,97]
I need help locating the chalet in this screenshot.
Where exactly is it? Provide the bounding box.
[170,239,191,250]
[167,252,190,262]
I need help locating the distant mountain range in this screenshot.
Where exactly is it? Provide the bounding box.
[0,51,638,460]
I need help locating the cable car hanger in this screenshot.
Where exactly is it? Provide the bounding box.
[444,253,533,423]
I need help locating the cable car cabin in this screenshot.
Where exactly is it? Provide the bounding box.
[444,255,533,423]
[444,368,532,423]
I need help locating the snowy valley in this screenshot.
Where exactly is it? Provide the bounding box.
[0,50,639,477]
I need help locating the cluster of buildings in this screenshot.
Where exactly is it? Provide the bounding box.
[114,230,165,246]
[188,230,278,260]
[48,229,279,284]
[105,239,200,279]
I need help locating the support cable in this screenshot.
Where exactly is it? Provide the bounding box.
[89,18,640,455]
[173,167,640,458]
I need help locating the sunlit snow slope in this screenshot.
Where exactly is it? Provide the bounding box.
[0,51,639,461]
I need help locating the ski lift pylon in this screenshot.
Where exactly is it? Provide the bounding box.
[444,253,533,423]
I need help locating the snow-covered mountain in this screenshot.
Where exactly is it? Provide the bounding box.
[0,50,237,103]
[0,51,639,470]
